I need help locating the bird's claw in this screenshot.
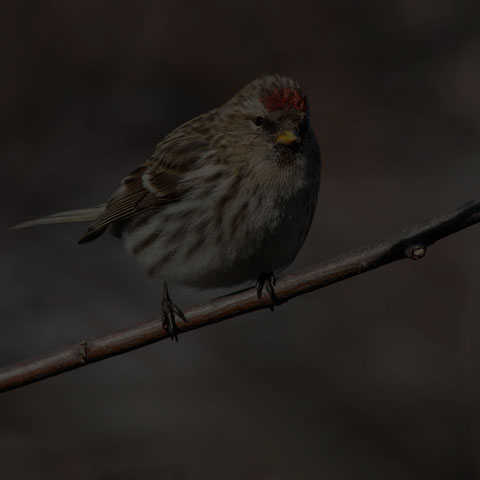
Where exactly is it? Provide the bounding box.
[162,284,187,341]
[256,272,281,311]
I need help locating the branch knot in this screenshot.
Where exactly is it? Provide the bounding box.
[406,245,426,260]
[78,341,88,364]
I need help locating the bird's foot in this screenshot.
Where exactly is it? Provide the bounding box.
[162,284,187,342]
[256,272,281,311]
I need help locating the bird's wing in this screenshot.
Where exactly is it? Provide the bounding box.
[78,137,210,243]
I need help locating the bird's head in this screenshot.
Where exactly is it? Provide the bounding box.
[222,75,310,156]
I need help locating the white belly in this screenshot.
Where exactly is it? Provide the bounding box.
[124,184,317,289]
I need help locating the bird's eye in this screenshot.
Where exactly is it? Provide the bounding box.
[254,116,264,126]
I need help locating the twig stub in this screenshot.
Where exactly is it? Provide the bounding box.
[406,245,427,260]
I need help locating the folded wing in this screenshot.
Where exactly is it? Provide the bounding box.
[78,137,209,243]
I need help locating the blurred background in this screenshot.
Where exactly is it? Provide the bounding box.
[1,1,480,478]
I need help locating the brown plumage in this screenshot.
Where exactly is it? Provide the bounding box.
[11,75,322,339]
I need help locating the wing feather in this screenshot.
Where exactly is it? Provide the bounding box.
[78,136,210,243]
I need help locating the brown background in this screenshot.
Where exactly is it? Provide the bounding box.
[1,1,480,478]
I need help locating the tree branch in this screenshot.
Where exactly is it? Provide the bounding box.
[1,198,480,393]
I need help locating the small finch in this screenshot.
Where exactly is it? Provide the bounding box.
[12,75,322,339]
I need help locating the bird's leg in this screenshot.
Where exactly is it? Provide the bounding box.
[256,272,281,311]
[161,282,187,342]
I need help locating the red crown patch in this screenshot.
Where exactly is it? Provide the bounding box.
[261,87,307,113]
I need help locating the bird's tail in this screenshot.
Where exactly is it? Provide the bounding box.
[9,205,106,230]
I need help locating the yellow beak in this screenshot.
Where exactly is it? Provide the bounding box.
[276,129,301,145]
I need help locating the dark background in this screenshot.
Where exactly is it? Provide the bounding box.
[1,1,480,478]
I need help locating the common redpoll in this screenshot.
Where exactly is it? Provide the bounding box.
[12,75,322,339]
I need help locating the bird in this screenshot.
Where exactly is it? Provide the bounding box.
[11,74,322,340]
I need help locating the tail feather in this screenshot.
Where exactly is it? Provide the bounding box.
[9,205,106,231]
